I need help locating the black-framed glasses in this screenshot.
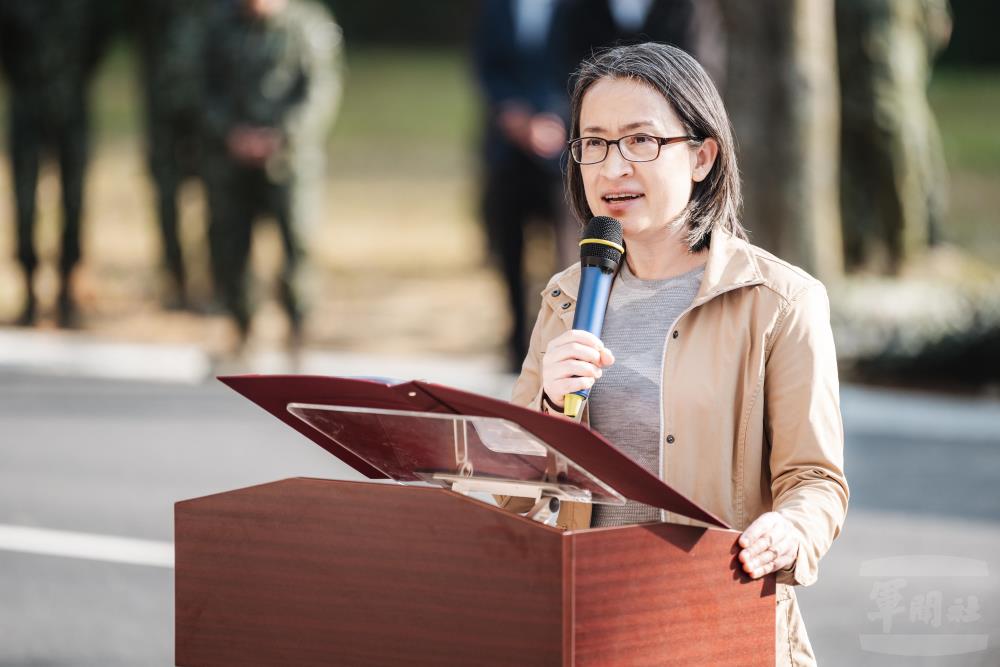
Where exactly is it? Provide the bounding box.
[568,133,701,165]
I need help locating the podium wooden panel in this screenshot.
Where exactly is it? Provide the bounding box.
[176,478,774,666]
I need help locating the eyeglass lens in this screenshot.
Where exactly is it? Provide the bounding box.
[572,134,662,164]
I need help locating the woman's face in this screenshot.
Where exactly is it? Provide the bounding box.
[578,77,715,243]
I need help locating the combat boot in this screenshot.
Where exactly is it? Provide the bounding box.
[56,287,81,329]
[15,292,37,327]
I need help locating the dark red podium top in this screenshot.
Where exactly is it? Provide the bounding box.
[220,374,728,528]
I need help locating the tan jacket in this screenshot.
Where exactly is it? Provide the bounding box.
[501,229,849,666]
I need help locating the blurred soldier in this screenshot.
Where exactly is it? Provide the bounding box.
[474,0,577,371]
[132,0,207,309]
[0,0,110,327]
[837,0,953,273]
[201,0,342,345]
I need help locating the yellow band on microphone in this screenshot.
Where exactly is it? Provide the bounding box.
[563,393,585,418]
[579,238,625,255]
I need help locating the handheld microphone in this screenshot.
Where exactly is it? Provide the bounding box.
[563,216,625,417]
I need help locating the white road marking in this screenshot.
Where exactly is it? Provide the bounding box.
[0,329,519,396]
[0,524,173,568]
[0,330,210,384]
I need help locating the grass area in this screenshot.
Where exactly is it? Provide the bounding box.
[330,48,480,177]
[928,67,1000,264]
[929,67,1000,175]
[89,42,141,142]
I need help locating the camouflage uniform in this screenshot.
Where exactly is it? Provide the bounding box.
[837,0,952,273]
[200,0,341,339]
[0,0,110,326]
[132,0,207,308]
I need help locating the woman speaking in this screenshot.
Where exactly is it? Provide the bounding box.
[500,43,848,665]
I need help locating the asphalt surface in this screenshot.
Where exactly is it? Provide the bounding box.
[1,371,998,666]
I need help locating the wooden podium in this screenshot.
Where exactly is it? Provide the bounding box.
[175,376,774,666]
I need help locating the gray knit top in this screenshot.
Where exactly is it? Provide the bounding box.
[588,260,704,527]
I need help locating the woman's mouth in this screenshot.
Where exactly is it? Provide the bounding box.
[601,193,644,210]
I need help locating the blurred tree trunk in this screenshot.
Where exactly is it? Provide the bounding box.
[719,0,843,281]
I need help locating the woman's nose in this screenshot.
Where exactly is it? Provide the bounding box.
[600,143,634,178]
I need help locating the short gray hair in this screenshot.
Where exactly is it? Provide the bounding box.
[566,42,746,251]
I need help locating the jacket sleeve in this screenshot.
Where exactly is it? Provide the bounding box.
[472,0,519,108]
[498,299,556,515]
[511,303,549,412]
[199,10,234,144]
[764,282,849,587]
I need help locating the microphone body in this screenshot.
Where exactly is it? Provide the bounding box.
[571,266,615,340]
[562,266,614,417]
[562,216,624,417]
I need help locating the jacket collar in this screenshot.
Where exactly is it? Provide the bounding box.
[553,227,764,304]
[692,228,765,305]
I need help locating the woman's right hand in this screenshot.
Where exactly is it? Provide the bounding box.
[541,330,615,409]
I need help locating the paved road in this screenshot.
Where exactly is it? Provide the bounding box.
[1,371,998,666]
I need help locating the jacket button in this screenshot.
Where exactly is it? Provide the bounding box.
[666,434,675,444]
[672,330,679,339]
[561,302,571,309]
[551,289,561,297]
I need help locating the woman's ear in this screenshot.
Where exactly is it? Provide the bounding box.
[691,138,719,183]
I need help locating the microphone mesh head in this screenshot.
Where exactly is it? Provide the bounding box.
[580,216,624,266]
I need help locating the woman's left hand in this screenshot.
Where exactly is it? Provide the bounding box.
[738,511,799,579]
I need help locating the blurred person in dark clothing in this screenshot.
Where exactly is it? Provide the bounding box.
[474,0,726,369]
[474,0,578,371]
[132,0,207,310]
[200,0,341,347]
[562,0,726,87]
[0,0,110,327]
[837,0,952,273]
